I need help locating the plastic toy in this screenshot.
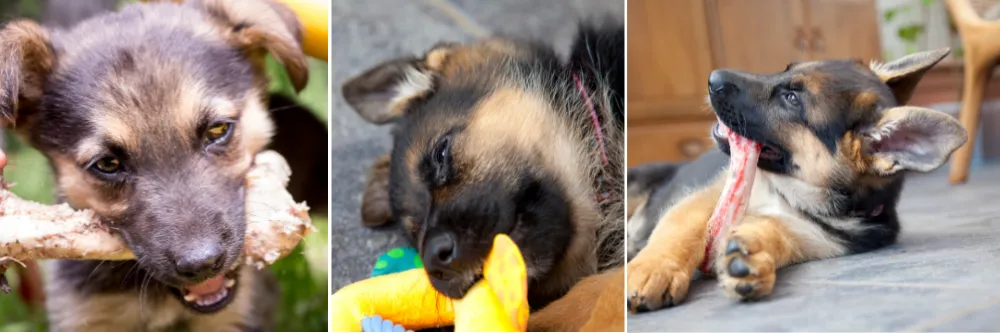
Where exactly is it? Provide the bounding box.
[330,234,529,331]
[370,247,422,277]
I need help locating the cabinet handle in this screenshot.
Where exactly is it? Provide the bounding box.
[811,27,826,52]
[794,27,809,51]
[680,139,705,158]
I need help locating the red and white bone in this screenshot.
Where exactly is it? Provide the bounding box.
[702,122,761,273]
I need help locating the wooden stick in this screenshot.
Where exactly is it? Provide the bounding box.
[0,150,313,267]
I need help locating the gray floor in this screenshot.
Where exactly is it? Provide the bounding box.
[329,0,624,293]
[629,165,1000,332]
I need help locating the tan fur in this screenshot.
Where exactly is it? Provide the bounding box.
[51,154,130,219]
[196,0,308,91]
[528,267,625,332]
[627,175,722,311]
[425,47,451,72]
[783,125,846,187]
[630,49,963,313]
[0,20,54,126]
[1,1,306,330]
[44,264,262,331]
[716,215,804,299]
[464,87,601,295]
[361,154,393,226]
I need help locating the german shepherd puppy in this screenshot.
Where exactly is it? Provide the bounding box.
[342,23,625,330]
[627,49,968,312]
[0,0,308,330]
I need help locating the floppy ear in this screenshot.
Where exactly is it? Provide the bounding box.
[190,0,309,92]
[863,106,968,175]
[341,57,435,124]
[341,42,456,124]
[869,48,950,105]
[0,20,55,127]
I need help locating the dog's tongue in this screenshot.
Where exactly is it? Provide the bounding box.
[186,274,225,296]
[702,122,762,273]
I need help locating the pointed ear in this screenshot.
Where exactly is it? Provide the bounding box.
[863,106,967,175]
[0,20,55,127]
[191,0,309,92]
[869,48,950,105]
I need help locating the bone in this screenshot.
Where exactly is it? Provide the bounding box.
[704,122,761,271]
[0,150,313,269]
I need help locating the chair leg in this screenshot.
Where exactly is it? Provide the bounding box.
[949,51,993,184]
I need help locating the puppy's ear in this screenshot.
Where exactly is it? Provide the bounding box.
[341,58,432,124]
[0,20,55,127]
[191,0,309,92]
[342,44,454,124]
[863,106,967,175]
[869,48,950,105]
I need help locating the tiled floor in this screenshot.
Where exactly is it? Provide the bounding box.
[628,165,1000,331]
[329,0,623,293]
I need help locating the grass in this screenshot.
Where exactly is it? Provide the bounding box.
[0,56,329,331]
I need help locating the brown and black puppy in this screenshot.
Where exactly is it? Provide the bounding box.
[342,23,624,330]
[0,0,307,330]
[627,49,968,312]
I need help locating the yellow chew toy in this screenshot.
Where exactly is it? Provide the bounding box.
[270,0,329,61]
[330,234,529,331]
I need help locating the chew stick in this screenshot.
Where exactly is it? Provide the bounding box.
[702,123,762,272]
[0,150,313,268]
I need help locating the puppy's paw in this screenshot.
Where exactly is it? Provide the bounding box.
[718,236,776,301]
[627,257,691,313]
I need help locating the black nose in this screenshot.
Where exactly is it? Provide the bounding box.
[425,233,456,266]
[175,245,223,280]
[708,70,738,96]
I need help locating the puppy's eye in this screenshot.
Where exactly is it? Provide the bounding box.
[434,136,451,164]
[430,134,453,186]
[204,122,234,145]
[782,92,800,107]
[92,156,122,174]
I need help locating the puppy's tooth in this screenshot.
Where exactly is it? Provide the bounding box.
[184,294,198,302]
[225,278,236,288]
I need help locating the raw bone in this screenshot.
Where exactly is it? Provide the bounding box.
[702,123,762,272]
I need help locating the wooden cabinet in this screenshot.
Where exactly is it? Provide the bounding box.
[627,0,882,166]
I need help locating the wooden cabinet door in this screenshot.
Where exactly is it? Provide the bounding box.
[806,0,881,62]
[627,0,716,123]
[710,0,808,74]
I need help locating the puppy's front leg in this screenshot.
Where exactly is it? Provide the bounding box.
[716,214,841,300]
[626,183,720,312]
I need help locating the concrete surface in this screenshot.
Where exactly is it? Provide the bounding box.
[329,0,624,293]
[629,165,1000,331]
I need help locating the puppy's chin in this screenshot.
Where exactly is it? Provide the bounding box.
[427,269,482,299]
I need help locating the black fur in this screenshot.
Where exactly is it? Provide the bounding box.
[343,21,625,311]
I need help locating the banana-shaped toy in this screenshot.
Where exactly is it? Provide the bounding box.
[330,234,530,331]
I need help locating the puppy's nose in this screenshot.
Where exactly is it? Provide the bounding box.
[708,70,738,96]
[425,233,456,266]
[175,245,223,280]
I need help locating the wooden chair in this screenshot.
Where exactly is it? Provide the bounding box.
[945,0,1000,184]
